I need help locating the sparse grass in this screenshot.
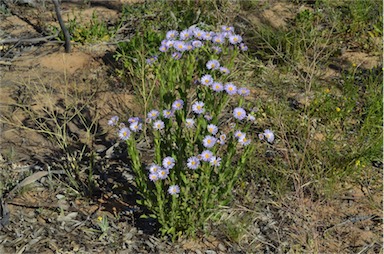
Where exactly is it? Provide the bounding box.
[49,10,118,44]
[238,0,382,200]
[0,75,103,196]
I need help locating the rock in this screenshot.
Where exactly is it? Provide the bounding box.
[217,243,226,252]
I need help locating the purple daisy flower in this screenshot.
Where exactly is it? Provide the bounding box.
[185,43,194,51]
[165,40,175,48]
[212,82,224,92]
[130,122,143,132]
[174,41,187,52]
[206,59,220,70]
[172,52,182,60]
[118,127,131,140]
[163,109,174,119]
[238,87,250,96]
[238,134,251,146]
[221,25,234,33]
[207,124,218,135]
[157,168,169,179]
[185,118,195,128]
[159,45,168,52]
[204,114,213,121]
[172,99,184,110]
[166,30,179,40]
[202,32,214,41]
[201,150,213,162]
[225,83,237,95]
[222,31,233,39]
[233,107,247,120]
[219,67,230,74]
[149,164,161,174]
[193,29,205,39]
[146,55,158,65]
[239,43,248,51]
[212,46,222,54]
[234,130,245,139]
[201,74,213,86]
[192,40,203,48]
[180,29,192,40]
[153,120,165,130]
[149,173,159,182]
[128,117,140,123]
[210,156,222,167]
[264,129,275,143]
[203,135,217,148]
[163,156,175,169]
[147,110,160,120]
[192,101,205,114]
[229,34,242,44]
[212,34,225,44]
[187,156,200,170]
[168,185,180,195]
[108,116,119,126]
[218,134,226,145]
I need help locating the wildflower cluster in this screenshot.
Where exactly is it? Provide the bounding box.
[157,25,248,58]
[111,25,275,239]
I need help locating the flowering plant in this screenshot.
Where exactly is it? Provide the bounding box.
[109,25,274,239]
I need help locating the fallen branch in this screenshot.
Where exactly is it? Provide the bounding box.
[0,34,59,45]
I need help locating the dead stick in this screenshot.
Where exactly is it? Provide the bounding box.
[0,34,58,44]
[52,0,71,53]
